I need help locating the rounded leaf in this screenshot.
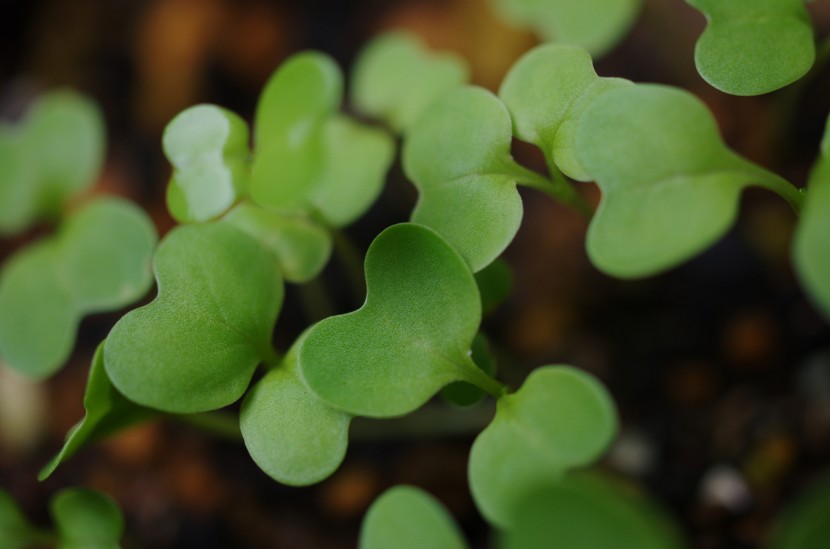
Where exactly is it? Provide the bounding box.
[105,223,284,413]
[163,104,250,223]
[469,366,618,527]
[359,486,468,549]
[351,32,469,133]
[299,223,488,417]
[51,488,123,549]
[688,0,814,96]
[241,346,351,486]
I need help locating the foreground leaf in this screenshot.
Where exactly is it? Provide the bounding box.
[39,343,156,480]
[687,0,814,96]
[469,366,617,527]
[105,223,283,413]
[351,32,469,133]
[492,0,642,57]
[794,117,830,321]
[240,343,351,486]
[501,474,683,549]
[51,488,123,549]
[404,87,531,272]
[576,84,802,278]
[359,486,468,549]
[163,104,250,223]
[300,223,499,417]
[0,197,157,378]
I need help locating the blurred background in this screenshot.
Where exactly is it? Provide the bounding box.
[2,0,830,547]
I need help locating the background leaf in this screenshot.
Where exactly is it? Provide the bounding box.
[0,489,41,549]
[404,87,527,272]
[299,223,493,417]
[491,0,643,57]
[0,197,156,378]
[51,488,123,549]
[501,473,683,549]
[105,223,283,413]
[0,128,38,235]
[687,0,814,96]
[469,366,618,527]
[359,485,468,549]
[163,104,250,223]
[223,202,332,283]
[351,32,469,133]
[250,52,342,209]
[576,84,799,278]
[39,343,156,480]
[240,343,351,486]
[794,116,830,321]
[768,472,830,549]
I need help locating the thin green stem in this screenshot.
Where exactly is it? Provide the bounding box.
[297,276,336,323]
[350,402,496,440]
[171,411,242,441]
[331,228,367,303]
[513,163,593,218]
[754,171,806,214]
[456,354,507,399]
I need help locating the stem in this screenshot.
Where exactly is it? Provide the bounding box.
[513,163,593,218]
[753,170,806,214]
[259,345,282,370]
[297,276,336,323]
[171,412,242,441]
[350,402,496,440]
[455,354,507,399]
[331,228,366,303]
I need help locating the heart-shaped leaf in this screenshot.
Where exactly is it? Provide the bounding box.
[0,90,105,233]
[492,0,642,57]
[223,202,332,283]
[240,341,351,486]
[404,86,540,272]
[575,84,803,278]
[39,342,156,480]
[309,115,395,227]
[163,104,250,223]
[0,197,157,378]
[501,473,683,549]
[687,0,814,96]
[105,223,283,413]
[499,43,632,181]
[351,32,469,134]
[0,489,41,549]
[51,488,123,549]
[359,485,468,549]
[469,366,618,527]
[250,52,342,208]
[769,472,830,549]
[794,116,830,321]
[300,223,502,417]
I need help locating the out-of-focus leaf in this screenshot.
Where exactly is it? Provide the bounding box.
[51,488,123,549]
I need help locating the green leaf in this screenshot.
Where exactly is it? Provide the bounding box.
[0,90,105,233]
[492,0,643,57]
[442,333,497,407]
[794,117,830,321]
[359,485,468,549]
[687,0,814,96]
[404,87,531,272]
[250,52,342,208]
[300,223,499,418]
[39,342,156,480]
[469,366,618,527]
[475,258,513,315]
[498,43,632,181]
[104,223,283,413]
[51,488,123,549]
[769,473,830,549]
[501,473,683,549]
[309,115,395,227]
[0,197,157,378]
[575,84,800,278]
[163,104,250,223]
[351,32,469,133]
[240,341,351,486]
[0,489,40,549]
[223,202,332,283]
[22,90,106,216]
